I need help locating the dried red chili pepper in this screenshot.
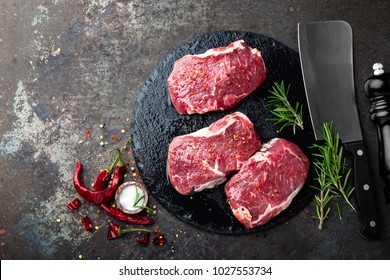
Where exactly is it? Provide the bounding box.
[153,234,166,246]
[73,162,126,204]
[81,216,93,232]
[107,222,152,240]
[67,198,81,210]
[93,140,129,191]
[135,232,151,247]
[100,203,155,225]
[93,169,111,191]
[107,223,121,239]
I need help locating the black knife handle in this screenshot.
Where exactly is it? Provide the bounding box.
[364,71,390,202]
[344,141,381,240]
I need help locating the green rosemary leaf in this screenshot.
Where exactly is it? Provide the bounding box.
[133,186,144,207]
[273,107,290,112]
[310,121,356,230]
[267,81,304,134]
[324,207,331,219]
[337,203,343,220]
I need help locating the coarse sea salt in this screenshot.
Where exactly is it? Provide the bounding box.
[115,181,148,214]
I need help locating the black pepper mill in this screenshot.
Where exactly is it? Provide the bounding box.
[364,63,390,203]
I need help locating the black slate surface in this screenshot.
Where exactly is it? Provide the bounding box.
[131,30,317,234]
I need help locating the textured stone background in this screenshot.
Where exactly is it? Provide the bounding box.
[0,0,389,259]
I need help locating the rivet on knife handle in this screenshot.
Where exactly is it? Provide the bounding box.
[344,141,381,240]
[364,63,390,203]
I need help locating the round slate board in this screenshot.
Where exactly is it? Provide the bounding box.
[131,30,317,235]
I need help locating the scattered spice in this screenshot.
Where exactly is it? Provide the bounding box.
[112,135,121,141]
[81,216,93,232]
[153,234,166,246]
[67,198,81,210]
[70,121,163,245]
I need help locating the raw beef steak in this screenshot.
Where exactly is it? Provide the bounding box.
[167,40,267,114]
[225,138,310,228]
[168,112,261,195]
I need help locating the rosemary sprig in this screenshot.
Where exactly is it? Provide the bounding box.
[133,185,154,213]
[267,81,304,134]
[310,122,356,229]
[313,122,356,211]
[311,157,336,230]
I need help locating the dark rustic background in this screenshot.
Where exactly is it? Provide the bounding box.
[0,0,389,259]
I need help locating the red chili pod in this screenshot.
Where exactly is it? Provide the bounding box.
[93,169,111,191]
[73,162,126,205]
[107,223,121,240]
[81,216,93,232]
[66,198,81,210]
[100,203,154,225]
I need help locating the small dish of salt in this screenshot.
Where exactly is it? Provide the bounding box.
[115,181,148,214]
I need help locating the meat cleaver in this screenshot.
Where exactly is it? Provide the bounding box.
[298,20,381,240]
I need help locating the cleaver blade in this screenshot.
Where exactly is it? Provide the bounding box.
[298,20,381,240]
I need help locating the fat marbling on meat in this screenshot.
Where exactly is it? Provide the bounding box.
[167,40,267,114]
[167,112,261,195]
[225,138,310,229]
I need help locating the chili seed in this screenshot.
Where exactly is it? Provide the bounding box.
[153,234,166,246]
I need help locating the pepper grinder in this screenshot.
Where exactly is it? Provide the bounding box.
[364,63,390,203]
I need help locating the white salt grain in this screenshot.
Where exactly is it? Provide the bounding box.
[118,184,144,212]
